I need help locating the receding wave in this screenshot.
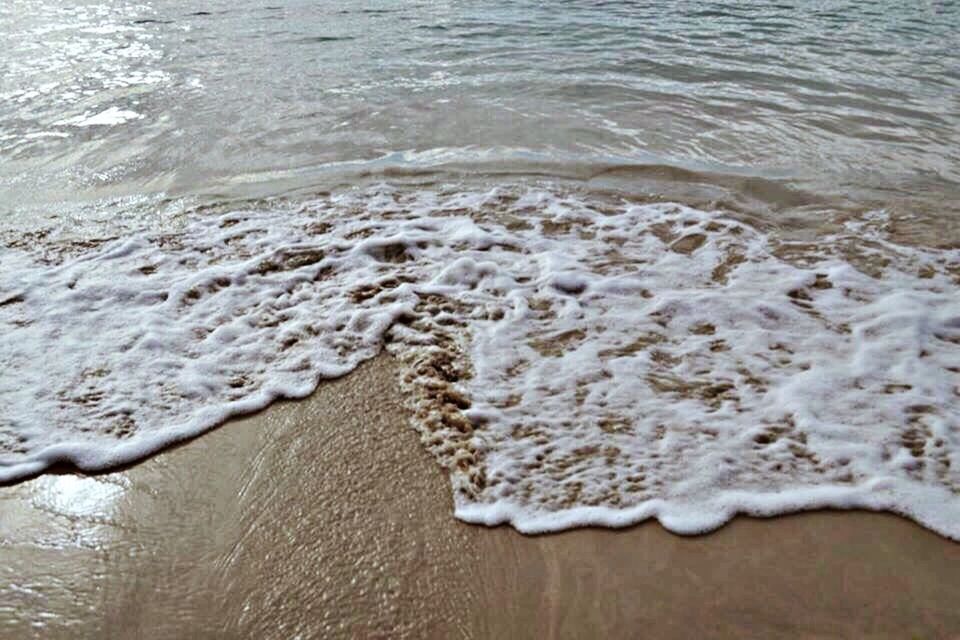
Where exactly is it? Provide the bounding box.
[1,184,958,538]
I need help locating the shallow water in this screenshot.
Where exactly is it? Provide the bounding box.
[1,1,959,537]
[3,0,959,222]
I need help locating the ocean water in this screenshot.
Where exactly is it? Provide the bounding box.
[1,1,959,537]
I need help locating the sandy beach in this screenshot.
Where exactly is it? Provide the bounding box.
[4,2,960,638]
[2,354,958,639]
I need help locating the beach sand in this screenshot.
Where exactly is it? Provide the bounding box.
[2,354,959,639]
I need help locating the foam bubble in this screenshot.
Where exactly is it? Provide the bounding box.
[1,185,958,538]
[55,106,143,127]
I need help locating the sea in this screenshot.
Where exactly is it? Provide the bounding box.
[1,0,959,538]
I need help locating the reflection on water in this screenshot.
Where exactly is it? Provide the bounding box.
[0,474,131,552]
[1,0,958,228]
[31,474,126,520]
[0,1,170,199]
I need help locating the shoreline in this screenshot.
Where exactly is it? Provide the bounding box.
[2,354,959,638]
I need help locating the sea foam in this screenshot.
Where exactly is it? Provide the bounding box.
[1,185,958,538]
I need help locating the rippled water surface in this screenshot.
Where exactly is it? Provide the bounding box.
[2,0,959,230]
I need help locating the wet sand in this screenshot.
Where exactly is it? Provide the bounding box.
[2,354,959,639]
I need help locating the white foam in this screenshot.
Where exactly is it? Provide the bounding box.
[55,106,143,127]
[2,185,958,538]
[23,131,70,140]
